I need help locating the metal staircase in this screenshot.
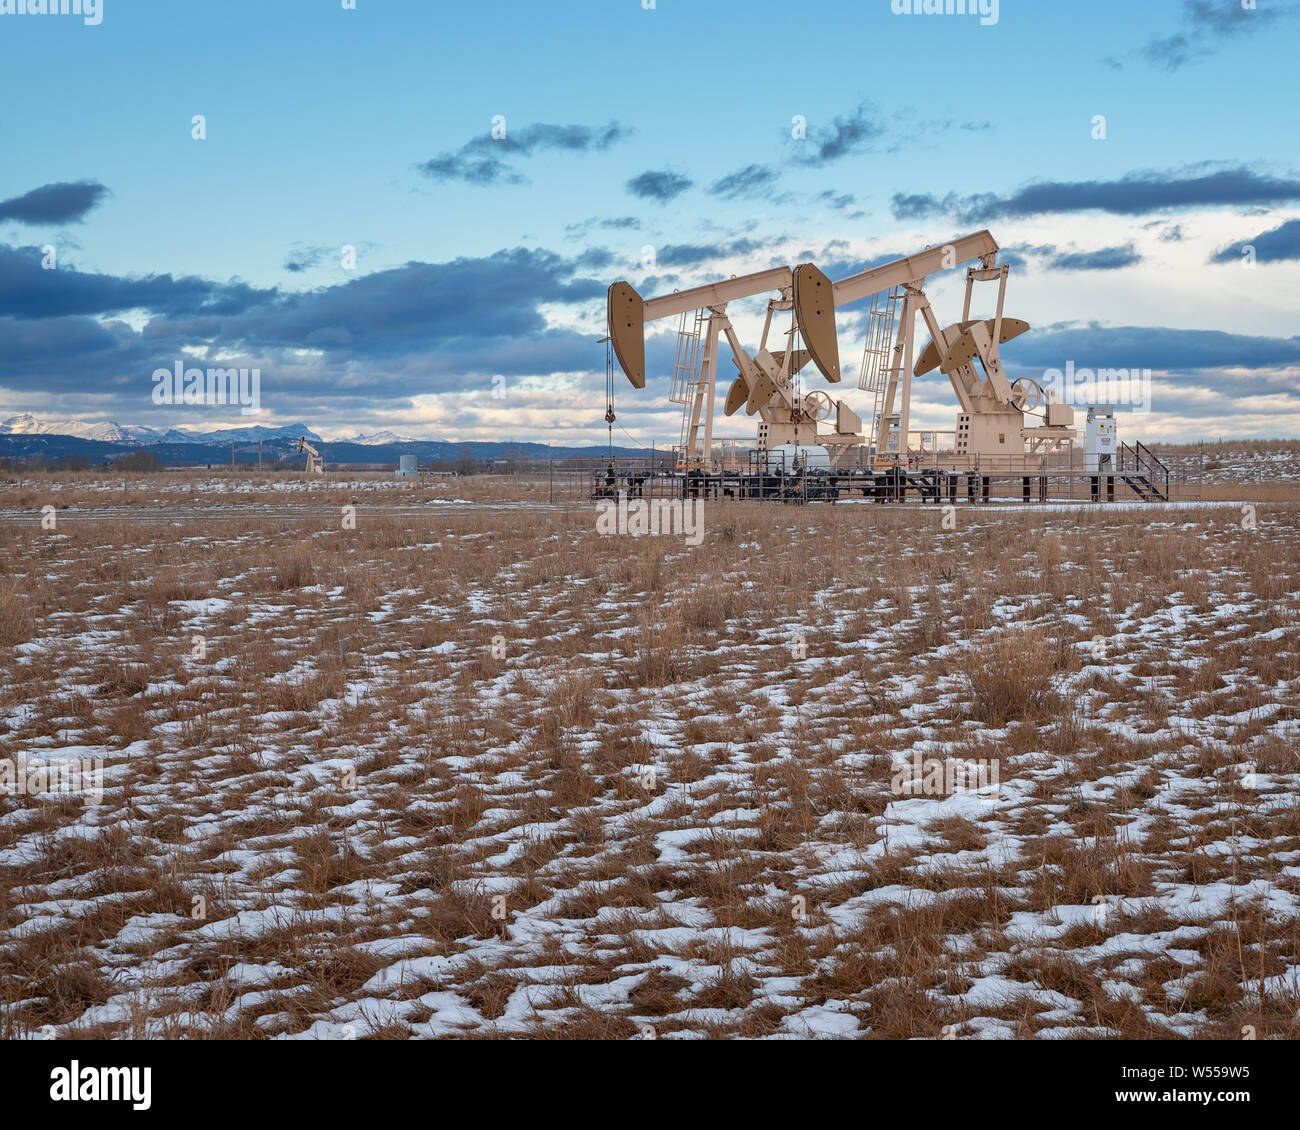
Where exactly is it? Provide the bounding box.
[1118,441,1169,500]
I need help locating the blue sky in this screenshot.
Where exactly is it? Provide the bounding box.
[1,0,1298,444]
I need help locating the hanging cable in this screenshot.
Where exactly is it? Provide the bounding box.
[603,336,616,461]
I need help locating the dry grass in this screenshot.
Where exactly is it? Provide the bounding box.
[0,582,33,647]
[0,467,1298,1039]
[963,626,1074,726]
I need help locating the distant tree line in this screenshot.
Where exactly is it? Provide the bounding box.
[112,452,162,471]
[0,452,160,472]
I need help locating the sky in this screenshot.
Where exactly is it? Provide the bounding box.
[1,0,1298,446]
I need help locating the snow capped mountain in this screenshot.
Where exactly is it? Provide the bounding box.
[0,414,459,447]
[329,429,424,445]
[165,423,323,445]
[0,413,141,442]
[0,415,322,446]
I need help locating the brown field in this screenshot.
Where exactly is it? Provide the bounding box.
[1,467,1298,1039]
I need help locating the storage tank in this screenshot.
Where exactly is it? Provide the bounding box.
[396,454,419,479]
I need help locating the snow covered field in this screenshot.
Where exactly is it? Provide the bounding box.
[1,475,1298,1039]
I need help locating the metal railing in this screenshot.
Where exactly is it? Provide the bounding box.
[540,444,1206,506]
[1119,441,1170,499]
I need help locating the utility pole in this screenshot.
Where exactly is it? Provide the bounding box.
[258,436,262,472]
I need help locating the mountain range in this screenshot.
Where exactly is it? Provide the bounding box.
[0,414,639,466]
[0,414,328,445]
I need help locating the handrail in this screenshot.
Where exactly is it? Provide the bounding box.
[1118,440,1169,499]
[1135,440,1168,475]
[1137,441,1169,499]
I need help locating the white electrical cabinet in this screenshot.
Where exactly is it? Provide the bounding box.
[1085,405,1117,473]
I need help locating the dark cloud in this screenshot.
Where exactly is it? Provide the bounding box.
[419,151,522,187]
[1006,322,1300,374]
[156,249,602,361]
[653,237,775,270]
[709,164,779,201]
[283,245,330,273]
[417,120,632,186]
[1142,0,1284,70]
[891,192,939,220]
[817,190,857,210]
[1140,219,1186,242]
[0,244,608,415]
[890,166,1300,223]
[488,121,630,156]
[0,244,273,320]
[807,101,887,164]
[0,181,109,225]
[1048,245,1141,272]
[573,246,617,270]
[1004,243,1143,271]
[1210,218,1300,264]
[626,170,692,203]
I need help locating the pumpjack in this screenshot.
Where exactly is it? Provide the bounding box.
[793,230,1075,466]
[298,436,324,475]
[606,229,1076,471]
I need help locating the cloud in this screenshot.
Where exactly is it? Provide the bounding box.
[652,237,777,270]
[805,100,887,164]
[709,164,779,201]
[0,243,608,417]
[817,190,858,211]
[283,242,378,273]
[419,151,523,187]
[564,216,643,240]
[890,166,1300,223]
[0,181,109,225]
[1210,218,1300,264]
[626,170,692,202]
[417,120,632,186]
[573,246,617,270]
[0,244,274,320]
[891,192,939,220]
[1006,322,1300,374]
[1141,0,1285,71]
[6,235,1293,441]
[1061,244,1141,272]
[1004,243,1143,271]
[283,245,331,273]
